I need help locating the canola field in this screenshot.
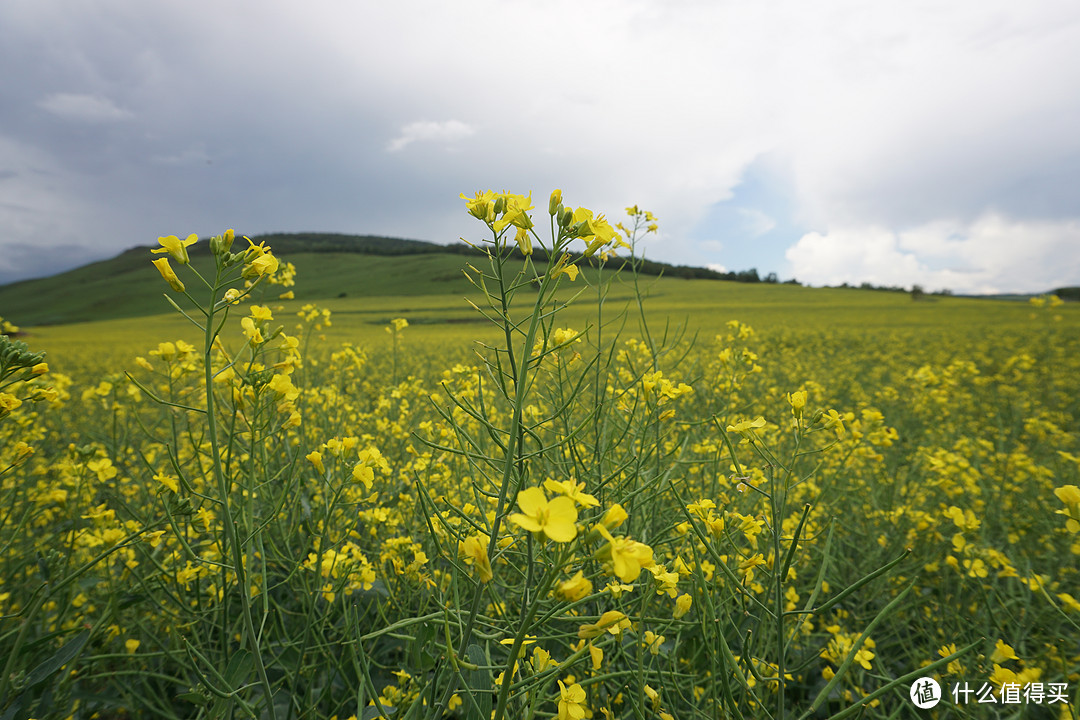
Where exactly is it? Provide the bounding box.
[1,194,1078,720]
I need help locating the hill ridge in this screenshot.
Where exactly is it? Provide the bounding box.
[0,232,737,327]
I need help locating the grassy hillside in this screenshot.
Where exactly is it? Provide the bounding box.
[0,232,744,327]
[0,235,533,326]
[2,230,1066,329]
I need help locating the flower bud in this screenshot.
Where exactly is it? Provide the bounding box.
[549,189,563,216]
[559,207,574,229]
[673,593,693,619]
[211,228,235,255]
[515,227,533,256]
[601,503,628,530]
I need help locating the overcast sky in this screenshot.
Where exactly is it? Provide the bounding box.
[2,0,1079,293]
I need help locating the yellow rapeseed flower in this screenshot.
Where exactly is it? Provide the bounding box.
[241,239,280,278]
[557,570,593,601]
[543,479,599,508]
[644,684,661,710]
[461,190,497,222]
[643,630,664,655]
[1055,485,1080,532]
[493,192,534,233]
[599,503,628,531]
[152,233,197,264]
[594,525,654,582]
[306,451,325,475]
[822,409,847,437]
[241,317,264,346]
[674,593,693,619]
[727,416,766,436]
[458,535,493,583]
[514,227,533,256]
[351,463,374,489]
[250,305,273,321]
[551,261,579,282]
[152,258,185,292]
[510,487,578,543]
[154,472,179,493]
[557,680,586,720]
[531,646,557,674]
[1057,592,1080,612]
[0,392,22,417]
[990,639,1018,664]
[578,610,630,639]
[788,390,807,418]
[246,253,279,278]
[589,644,603,670]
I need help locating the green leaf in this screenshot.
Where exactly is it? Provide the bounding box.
[25,629,90,688]
[463,644,492,720]
[225,649,254,688]
[176,690,211,707]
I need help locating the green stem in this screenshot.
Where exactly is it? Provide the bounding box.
[202,269,277,719]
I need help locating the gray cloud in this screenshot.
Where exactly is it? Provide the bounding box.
[38,93,133,122]
[0,0,1077,294]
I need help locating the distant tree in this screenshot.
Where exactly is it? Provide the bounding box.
[1054,286,1080,301]
[764,272,778,284]
[911,284,925,301]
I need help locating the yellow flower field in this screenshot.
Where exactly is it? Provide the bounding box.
[1,193,1077,719]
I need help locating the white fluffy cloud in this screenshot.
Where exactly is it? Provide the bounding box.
[786,214,1080,293]
[386,120,476,153]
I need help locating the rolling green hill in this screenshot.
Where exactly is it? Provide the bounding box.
[4,231,1067,329]
[0,234,527,326]
[0,232,766,327]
